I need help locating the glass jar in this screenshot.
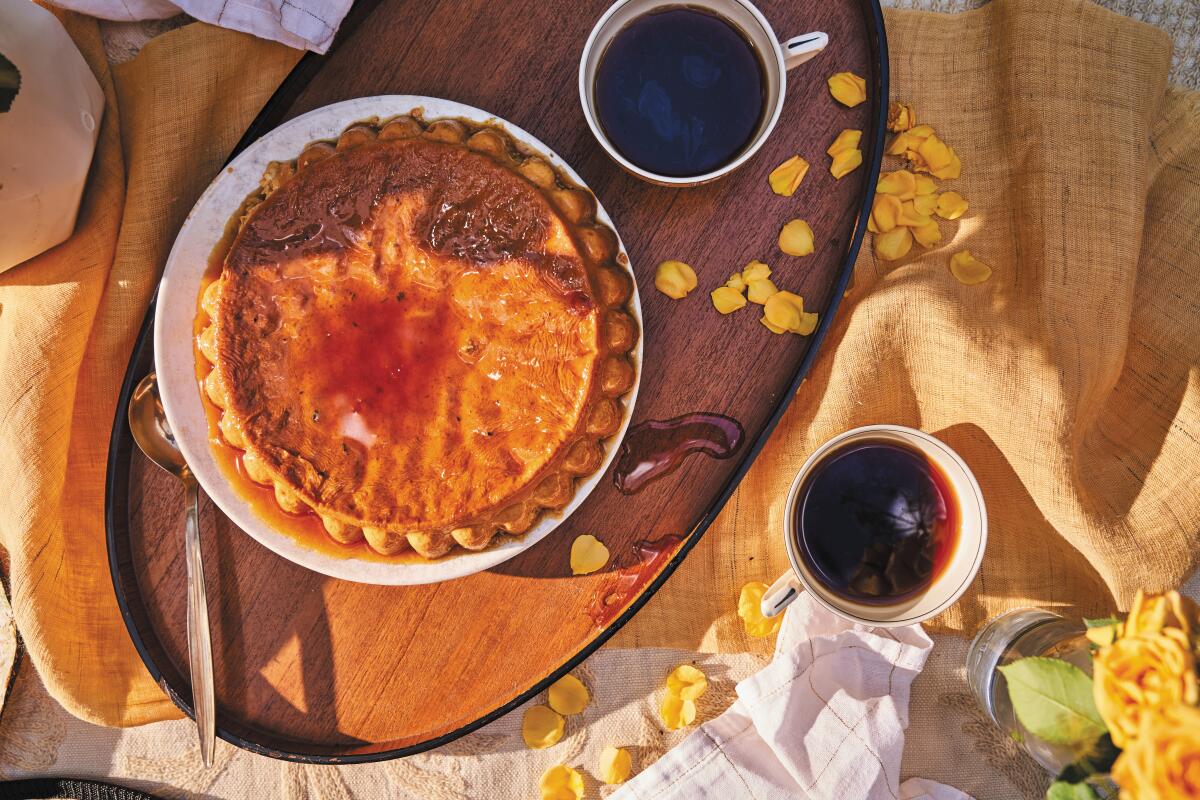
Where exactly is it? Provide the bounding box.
[966,608,1096,774]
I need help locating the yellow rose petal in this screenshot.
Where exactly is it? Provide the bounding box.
[877,169,917,200]
[916,134,954,172]
[874,226,913,261]
[827,71,867,107]
[768,155,809,197]
[1085,624,1119,649]
[906,124,935,144]
[912,220,942,248]
[886,132,910,157]
[598,744,632,784]
[795,311,818,335]
[725,271,747,292]
[930,152,961,180]
[741,260,771,283]
[826,129,862,157]
[660,691,684,728]
[660,692,698,730]
[1112,704,1200,799]
[761,315,787,334]
[935,191,968,220]
[746,278,779,305]
[711,286,748,314]
[897,200,932,229]
[738,581,784,637]
[1124,590,1199,638]
[887,101,916,132]
[523,705,565,749]
[539,764,584,800]
[667,664,708,701]
[570,534,609,575]
[548,673,589,716]
[655,260,697,299]
[764,291,803,333]
[914,174,938,196]
[949,250,992,284]
[779,219,815,256]
[912,193,938,216]
[1094,630,1198,748]
[829,148,863,179]
[871,194,902,234]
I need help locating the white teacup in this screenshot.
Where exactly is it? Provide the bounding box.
[578,0,828,186]
[761,425,987,628]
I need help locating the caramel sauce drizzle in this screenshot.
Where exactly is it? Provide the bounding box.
[586,535,686,627]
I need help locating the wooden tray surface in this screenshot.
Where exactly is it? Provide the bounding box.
[106,0,887,761]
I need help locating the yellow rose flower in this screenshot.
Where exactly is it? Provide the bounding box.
[1123,590,1199,639]
[1094,628,1199,747]
[1113,704,1200,800]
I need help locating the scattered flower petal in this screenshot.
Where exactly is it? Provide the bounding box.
[539,764,584,800]
[738,581,784,637]
[828,71,867,107]
[548,673,590,716]
[599,745,632,784]
[523,705,565,749]
[655,260,697,299]
[711,286,747,314]
[874,226,914,261]
[779,219,815,256]
[768,155,809,196]
[935,191,969,220]
[570,534,609,575]
[949,250,992,284]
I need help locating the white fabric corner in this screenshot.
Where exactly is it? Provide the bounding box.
[614,595,973,800]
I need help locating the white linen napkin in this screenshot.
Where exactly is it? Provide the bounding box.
[614,594,974,800]
[49,0,351,53]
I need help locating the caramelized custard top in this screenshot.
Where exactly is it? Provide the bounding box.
[214,135,604,533]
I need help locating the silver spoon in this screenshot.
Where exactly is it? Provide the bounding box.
[128,372,215,767]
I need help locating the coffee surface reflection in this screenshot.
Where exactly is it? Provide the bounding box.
[593,6,766,177]
[795,438,960,605]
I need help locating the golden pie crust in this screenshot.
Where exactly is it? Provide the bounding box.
[195,113,638,559]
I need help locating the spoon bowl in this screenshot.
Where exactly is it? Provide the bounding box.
[129,373,186,478]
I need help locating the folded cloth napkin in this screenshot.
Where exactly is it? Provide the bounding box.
[48,0,350,52]
[614,595,972,800]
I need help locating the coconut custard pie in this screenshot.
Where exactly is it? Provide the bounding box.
[195,114,638,559]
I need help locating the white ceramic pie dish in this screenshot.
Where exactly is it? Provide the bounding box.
[154,95,642,586]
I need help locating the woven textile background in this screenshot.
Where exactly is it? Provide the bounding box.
[0,0,1197,798]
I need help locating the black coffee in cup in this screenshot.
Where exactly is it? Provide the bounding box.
[593,6,766,177]
[794,438,960,605]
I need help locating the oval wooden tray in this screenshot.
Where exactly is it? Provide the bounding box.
[106,0,888,762]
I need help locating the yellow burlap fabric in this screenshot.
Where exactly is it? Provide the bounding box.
[0,12,299,725]
[1,0,1197,728]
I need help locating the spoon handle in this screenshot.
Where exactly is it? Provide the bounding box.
[182,470,216,767]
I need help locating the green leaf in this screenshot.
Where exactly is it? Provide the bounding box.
[999,657,1106,745]
[1084,617,1120,629]
[1047,780,1100,800]
[0,52,19,114]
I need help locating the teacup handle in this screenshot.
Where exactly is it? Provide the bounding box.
[781,31,829,70]
[761,570,804,618]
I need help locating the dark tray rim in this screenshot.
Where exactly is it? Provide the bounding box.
[104,0,888,763]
